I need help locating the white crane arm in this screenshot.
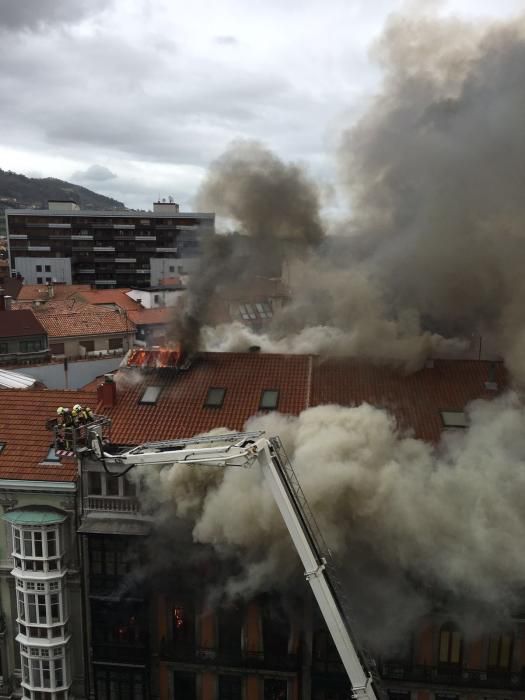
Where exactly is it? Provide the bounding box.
[85,427,379,700]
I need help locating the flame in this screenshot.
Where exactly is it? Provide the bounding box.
[126,343,183,368]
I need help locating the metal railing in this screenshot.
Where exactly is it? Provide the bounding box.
[84,496,139,514]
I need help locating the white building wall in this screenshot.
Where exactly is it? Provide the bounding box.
[126,288,184,309]
[149,257,200,286]
[14,258,72,285]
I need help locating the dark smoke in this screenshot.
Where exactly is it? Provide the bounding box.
[170,141,324,353]
[337,11,525,378]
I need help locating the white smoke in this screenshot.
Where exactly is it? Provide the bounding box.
[133,392,525,645]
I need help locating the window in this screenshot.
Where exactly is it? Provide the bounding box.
[20,340,42,353]
[173,671,196,700]
[44,446,61,463]
[439,623,462,665]
[488,634,513,670]
[36,265,42,272]
[45,265,51,272]
[440,411,468,428]
[80,340,95,352]
[218,605,243,654]
[205,387,226,407]
[154,294,160,304]
[109,337,123,350]
[106,475,119,496]
[260,390,279,410]
[264,679,287,700]
[37,277,43,284]
[95,665,145,699]
[88,471,102,495]
[139,386,162,404]
[0,343,7,354]
[169,266,175,273]
[219,675,242,700]
[46,277,52,283]
[50,342,65,355]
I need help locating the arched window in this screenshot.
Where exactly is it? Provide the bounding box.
[488,633,513,670]
[439,623,462,665]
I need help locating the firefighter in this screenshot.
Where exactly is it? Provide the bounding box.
[83,405,94,422]
[57,407,74,448]
[72,404,85,425]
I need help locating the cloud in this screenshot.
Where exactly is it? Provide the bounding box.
[71,164,117,181]
[0,0,110,31]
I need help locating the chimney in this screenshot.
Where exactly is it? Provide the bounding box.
[4,296,12,311]
[249,345,261,353]
[47,282,55,299]
[484,362,499,392]
[97,373,117,408]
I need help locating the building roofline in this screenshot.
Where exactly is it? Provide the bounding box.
[5,208,215,220]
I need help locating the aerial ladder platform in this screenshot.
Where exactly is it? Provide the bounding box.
[53,418,380,700]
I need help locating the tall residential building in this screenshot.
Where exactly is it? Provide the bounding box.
[5,201,214,289]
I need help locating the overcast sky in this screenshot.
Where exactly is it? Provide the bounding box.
[1,0,523,211]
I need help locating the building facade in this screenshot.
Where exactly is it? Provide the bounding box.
[0,354,521,700]
[5,201,214,289]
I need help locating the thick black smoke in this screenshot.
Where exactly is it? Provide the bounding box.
[170,141,324,353]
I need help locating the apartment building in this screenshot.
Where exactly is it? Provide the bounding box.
[0,351,519,700]
[5,201,214,289]
[0,388,97,700]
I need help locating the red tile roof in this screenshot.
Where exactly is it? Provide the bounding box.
[97,354,509,447]
[0,389,96,481]
[0,309,46,338]
[1,277,23,299]
[75,288,140,312]
[127,307,171,326]
[25,301,135,338]
[311,358,508,442]
[17,284,91,302]
[100,352,312,443]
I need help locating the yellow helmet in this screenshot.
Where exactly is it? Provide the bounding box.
[57,407,65,415]
[73,404,82,413]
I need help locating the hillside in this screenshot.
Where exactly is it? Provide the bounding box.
[0,168,125,212]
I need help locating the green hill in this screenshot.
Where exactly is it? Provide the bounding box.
[0,168,125,213]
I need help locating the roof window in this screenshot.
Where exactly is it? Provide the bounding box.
[205,387,226,408]
[43,446,61,463]
[139,386,162,405]
[260,389,279,410]
[239,302,273,321]
[0,441,5,454]
[440,411,468,428]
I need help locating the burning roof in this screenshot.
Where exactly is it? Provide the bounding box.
[123,345,187,370]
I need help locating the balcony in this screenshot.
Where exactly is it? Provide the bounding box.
[84,496,139,514]
[159,642,300,671]
[92,642,147,664]
[379,663,525,690]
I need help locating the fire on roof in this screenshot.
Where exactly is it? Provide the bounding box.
[123,345,188,369]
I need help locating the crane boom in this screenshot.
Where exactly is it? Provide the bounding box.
[76,423,379,700]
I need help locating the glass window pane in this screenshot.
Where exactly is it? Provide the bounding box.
[439,630,450,663]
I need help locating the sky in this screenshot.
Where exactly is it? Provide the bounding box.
[1,0,523,211]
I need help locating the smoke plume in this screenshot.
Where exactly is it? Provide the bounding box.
[170,141,324,353]
[133,393,525,650]
[182,11,525,377]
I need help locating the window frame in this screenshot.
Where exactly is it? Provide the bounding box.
[204,387,226,408]
[259,389,279,410]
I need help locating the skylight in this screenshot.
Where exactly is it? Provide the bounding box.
[205,387,226,407]
[139,386,162,404]
[260,389,279,410]
[239,302,273,322]
[43,446,61,463]
[440,411,468,428]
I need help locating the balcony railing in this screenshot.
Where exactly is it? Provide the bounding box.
[159,642,300,670]
[84,496,139,514]
[379,663,525,690]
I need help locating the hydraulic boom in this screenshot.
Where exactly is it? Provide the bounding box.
[74,423,379,700]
